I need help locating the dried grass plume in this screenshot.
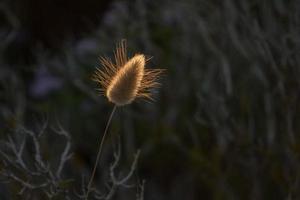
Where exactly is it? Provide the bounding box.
[92,40,164,106]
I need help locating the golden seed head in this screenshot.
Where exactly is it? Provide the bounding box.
[107,54,145,105]
[92,40,164,106]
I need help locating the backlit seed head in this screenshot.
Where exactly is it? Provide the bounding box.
[92,40,164,106]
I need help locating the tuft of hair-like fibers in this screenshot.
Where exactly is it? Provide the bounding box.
[92,40,164,106]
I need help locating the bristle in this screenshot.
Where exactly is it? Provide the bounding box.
[114,39,127,67]
[137,69,164,100]
[92,40,164,106]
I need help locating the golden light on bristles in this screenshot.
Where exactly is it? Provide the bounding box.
[92,40,164,106]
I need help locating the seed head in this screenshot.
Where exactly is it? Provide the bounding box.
[92,40,164,106]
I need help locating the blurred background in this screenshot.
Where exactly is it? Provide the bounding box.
[0,0,300,199]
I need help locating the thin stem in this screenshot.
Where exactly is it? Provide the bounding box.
[85,105,117,200]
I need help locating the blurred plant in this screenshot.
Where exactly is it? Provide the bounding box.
[0,123,73,199]
[0,123,143,200]
[1,0,300,199]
